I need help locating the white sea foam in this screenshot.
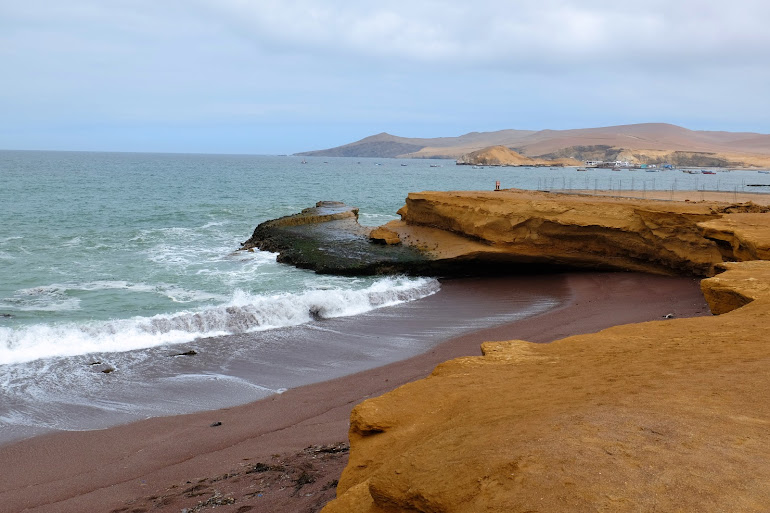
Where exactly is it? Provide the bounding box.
[77,280,227,303]
[61,236,82,247]
[0,277,440,365]
[1,285,81,312]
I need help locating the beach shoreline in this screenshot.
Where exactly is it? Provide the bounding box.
[0,272,709,513]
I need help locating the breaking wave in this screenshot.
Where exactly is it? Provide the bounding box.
[0,277,440,365]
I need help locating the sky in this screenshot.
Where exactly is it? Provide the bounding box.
[2,0,770,155]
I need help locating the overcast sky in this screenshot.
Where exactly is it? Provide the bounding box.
[2,0,769,154]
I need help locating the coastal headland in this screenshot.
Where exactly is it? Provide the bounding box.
[244,189,770,511]
[243,190,770,277]
[3,190,770,512]
[296,123,770,169]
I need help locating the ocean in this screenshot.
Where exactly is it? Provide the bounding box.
[1,150,767,443]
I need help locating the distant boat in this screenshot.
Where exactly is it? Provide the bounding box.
[430,164,440,168]
[683,169,698,174]
[401,163,408,167]
[701,170,716,175]
[577,168,587,172]
[301,159,307,164]
[758,170,770,174]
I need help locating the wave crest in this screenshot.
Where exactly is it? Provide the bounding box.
[0,277,440,365]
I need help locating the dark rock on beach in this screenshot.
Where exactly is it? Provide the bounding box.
[240,201,430,275]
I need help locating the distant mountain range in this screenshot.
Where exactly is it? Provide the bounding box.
[296,123,770,168]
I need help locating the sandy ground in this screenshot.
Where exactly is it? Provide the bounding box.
[0,272,709,513]
[554,189,770,205]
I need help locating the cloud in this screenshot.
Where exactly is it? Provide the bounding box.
[1,0,769,153]
[195,0,770,73]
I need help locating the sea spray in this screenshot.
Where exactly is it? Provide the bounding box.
[0,277,440,366]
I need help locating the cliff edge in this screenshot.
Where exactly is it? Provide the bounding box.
[322,260,770,512]
[385,189,770,276]
[243,191,770,277]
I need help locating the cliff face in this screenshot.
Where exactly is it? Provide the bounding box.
[322,260,770,513]
[455,145,580,167]
[386,190,770,276]
[242,192,770,278]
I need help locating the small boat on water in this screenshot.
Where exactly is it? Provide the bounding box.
[301,159,307,164]
[701,170,716,175]
[758,170,770,174]
[577,167,587,172]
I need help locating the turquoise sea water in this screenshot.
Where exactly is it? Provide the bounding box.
[1,150,768,441]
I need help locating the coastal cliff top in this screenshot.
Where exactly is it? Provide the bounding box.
[324,260,770,512]
[241,189,770,277]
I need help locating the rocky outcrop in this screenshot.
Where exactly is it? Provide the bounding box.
[240,201,428,275]
[243,192,770,277]
[456,145,579,167]
[322,260,770,512]
[700,260,770,314]
[698,213,770,262]
[386,190,770,276]
[368,226,401,245]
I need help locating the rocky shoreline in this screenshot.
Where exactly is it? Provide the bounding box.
[315,190,770,513]
[239,190,770,512]
[5,190,769,512]
[241,190,770,277]
[240,201,429,275]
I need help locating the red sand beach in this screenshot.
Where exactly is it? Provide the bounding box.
[0,272,709,513]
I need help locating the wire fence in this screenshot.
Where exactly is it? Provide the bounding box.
[535,173,770,203]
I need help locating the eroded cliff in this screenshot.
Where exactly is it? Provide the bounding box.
[242,191,770,277]
[385,190,770,276]
[322,260,770,512]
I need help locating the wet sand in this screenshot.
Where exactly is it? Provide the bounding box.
[0,272,709,513]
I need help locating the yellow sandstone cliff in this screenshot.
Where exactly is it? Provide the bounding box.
[456,145,580,167]
[322,191,770,513]
[383,189,770,276]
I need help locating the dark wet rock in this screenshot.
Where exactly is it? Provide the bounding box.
[89,362,115,373]
[171,350,198,357]
[240,201,430,275]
